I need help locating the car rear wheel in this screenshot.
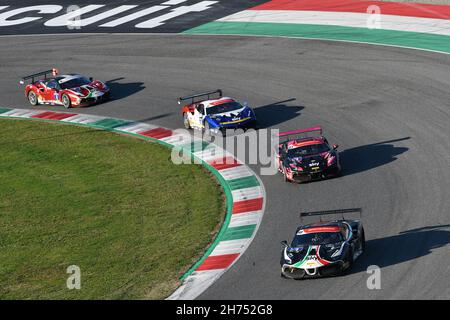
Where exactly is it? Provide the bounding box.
[361,228,366,252]
[62,94,71,109]
[336,163,343,177]
[203,121,211,137]
[345,248,354,271]
[28,91,38,106]
[283,166,290,183]
[183,113,191,129]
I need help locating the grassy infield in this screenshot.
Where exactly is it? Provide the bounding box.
[0,119,224,299]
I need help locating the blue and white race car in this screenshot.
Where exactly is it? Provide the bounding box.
[179,89,257,135]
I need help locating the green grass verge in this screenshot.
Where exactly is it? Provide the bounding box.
[0,119,224,299]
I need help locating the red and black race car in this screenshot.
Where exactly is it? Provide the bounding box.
[275,126,341,183]
[20,68,110,108]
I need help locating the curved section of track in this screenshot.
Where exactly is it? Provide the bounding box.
[1,34,449,299]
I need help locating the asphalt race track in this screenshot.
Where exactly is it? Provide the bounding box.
[1,34,449,299]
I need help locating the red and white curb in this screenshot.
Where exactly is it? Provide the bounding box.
[0,108,266,300]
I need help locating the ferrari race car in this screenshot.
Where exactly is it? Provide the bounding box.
[280,208,365,279]
[20,68,110,108]
[179,89,257,135]
[276,126,341,183]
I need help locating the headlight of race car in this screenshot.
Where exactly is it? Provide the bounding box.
[324,242,344,259]
[284,248,293,263]
[286,247,303,259]
[327,155,337,166]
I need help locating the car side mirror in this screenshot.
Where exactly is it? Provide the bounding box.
[89,77,93,82]
[243,101,248,108]
[333,144,339,150]
[281,240,289,248]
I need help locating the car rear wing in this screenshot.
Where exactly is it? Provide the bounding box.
[276,126,322,145]
[178,89,222,105]
[300,208,362,223]
[19,68,59,84]
[272,127,323,152]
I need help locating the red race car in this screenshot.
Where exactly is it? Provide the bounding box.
[20,68,110,108]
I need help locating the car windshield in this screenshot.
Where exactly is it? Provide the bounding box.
[291,232,344,246]
[59,76,91,89]
[288,143,329,157]
[206,102,243,115]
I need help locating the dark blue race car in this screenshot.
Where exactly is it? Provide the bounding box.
[281,208,365,279]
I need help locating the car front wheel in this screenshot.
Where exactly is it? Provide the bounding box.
[283,166,290,182]
[28,91,38,106]
[360,228,366,252]
[62,94,71,109]
[345,248,354,271]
